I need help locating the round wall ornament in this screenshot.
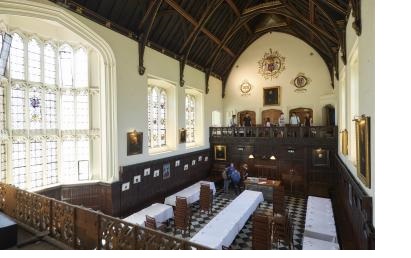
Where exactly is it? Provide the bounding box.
[291,72,311,92]
[257,48,286,80]
[240,80,252,95]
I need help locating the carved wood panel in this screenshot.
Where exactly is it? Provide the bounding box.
[51,200,75,247]
[99,215,135,249]
[237,110,256,126]
[261,109,282,125]
[15,190,51,232]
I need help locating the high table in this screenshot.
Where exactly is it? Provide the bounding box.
[164,181,216,206]
[123,203,173,227]
[244,178,281,201]
[190,190,264,249]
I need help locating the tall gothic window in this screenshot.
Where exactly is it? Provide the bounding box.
[1,28,95,190]
[185,94,195,143]
[148,86,167,148]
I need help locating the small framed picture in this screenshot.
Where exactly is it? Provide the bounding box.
[144,168,150,176]
[214,145,227,161]
[153,169,160,177]
[204,156,208,162]
[312,148,330,167]
[179,128,186,143]
[198,156,202,161]
[192,160,196,166]
[184,164,189,171]
[163,163,171,179]
[175,160,180,167]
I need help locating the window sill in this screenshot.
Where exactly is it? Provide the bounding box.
[186,142,203,149]
[149,146,173,155]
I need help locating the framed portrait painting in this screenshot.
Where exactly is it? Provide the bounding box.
[355,115,371,188]
[214,145,227,161]
[163,163,171,179]
[312,148,330,167]
[127,131,142,156]
[179,128,187,143]
[263,86,280,106]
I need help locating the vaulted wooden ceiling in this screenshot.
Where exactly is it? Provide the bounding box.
[50,0,361,96]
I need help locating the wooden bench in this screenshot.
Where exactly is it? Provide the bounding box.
[0,212,17,249]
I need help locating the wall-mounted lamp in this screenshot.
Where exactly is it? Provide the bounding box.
[248,154,255,159]
[353,114,367,123]
[270,155,276,160]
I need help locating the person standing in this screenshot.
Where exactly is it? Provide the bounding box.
[222,165,231,193]
[290,112,300,126]
[304,113,313,126]
[243,113,252,136]
[230,168,241,195]
[278,112,285,127]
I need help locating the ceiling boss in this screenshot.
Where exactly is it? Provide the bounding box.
[258,48,286,80]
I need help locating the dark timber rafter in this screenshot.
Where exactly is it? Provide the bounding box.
[178,0,224,87]
[164,0,235,57]
[225,0,253,35]
[320,0,347,15]
[138,0,163,75]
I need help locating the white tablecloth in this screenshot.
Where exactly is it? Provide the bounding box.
[164,181,216,206]
[304,196,339,246]
[303,236,340,250]
[190,190,264,249]
[123,203,173,227]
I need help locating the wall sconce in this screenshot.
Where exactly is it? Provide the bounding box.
[353,114,367,123]
[270,155,276,160]
[248,154,255,159]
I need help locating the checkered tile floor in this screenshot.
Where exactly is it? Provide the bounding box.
[161,187,307,250]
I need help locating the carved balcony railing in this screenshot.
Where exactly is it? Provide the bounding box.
[210,126,338,140]
[0,183,210,250]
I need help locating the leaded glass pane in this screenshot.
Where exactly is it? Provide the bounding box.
[45,91,57,129]
[62,140,75,181]
[28,38,41,82]
[77,138,89,181]
[30,141,43,188]
[0,144,6,182]
[76,93,89,130]
[185,94,195,143]
[11,86,25,129]
[59,44,73,87]
[46,140,58,185]
[10,33,25,80]
[75,48,88,87]
[12,142,26,189]
[44,43,56,85]
[61,93,75,130]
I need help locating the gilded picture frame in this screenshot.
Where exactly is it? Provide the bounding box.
[214,145,227,161]
[263,86,280,106]
[355,115,371,188]
[127,131,142,156]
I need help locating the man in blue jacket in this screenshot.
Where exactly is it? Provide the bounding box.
[230,166,241,195]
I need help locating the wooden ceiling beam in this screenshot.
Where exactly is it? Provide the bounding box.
[318,0,347,15]
[225,0,253,34]
[138,0,157,31]
[164,0,235,57]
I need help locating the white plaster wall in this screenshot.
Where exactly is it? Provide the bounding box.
[223,32,335,126]
[337,1,375,225]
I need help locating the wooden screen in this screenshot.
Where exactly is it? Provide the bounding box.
[289,107,313,125]
[261,109,282,126]
[237,110,256,126]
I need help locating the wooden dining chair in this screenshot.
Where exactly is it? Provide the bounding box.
[272,211,293,249]
[252,213,272,250]
[273,185,286,217]
[199,183,213,215]
[145,215,165,231]
[173,196,192,236]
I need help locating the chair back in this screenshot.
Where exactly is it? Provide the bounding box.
[273,185,285,216]
[145,215,157,230]
[252,213,272,250]
[272,211,293,249]
[174,196,190,231]
[200,183,213,214]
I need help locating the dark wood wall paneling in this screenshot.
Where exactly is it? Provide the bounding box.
[119,149,211,217]
[36,182,119,216]
[332,155,374,250]
[210,137,337,197]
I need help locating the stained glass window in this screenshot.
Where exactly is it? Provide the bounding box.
[10,33,25,80]
[2,30,94,189]
[30,141,43,188]
[12,142,26,189]
[148,86,167,148]
[28,38,41,82]
[29,88,42,129]
[185,94,195,143]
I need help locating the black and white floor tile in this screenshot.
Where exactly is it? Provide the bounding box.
[161,187,307,250]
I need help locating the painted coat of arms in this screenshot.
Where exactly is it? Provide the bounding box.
[291,72,311,93]
[258,48,285,80]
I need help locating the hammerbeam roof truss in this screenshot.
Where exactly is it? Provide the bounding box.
[51,0,361,95]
